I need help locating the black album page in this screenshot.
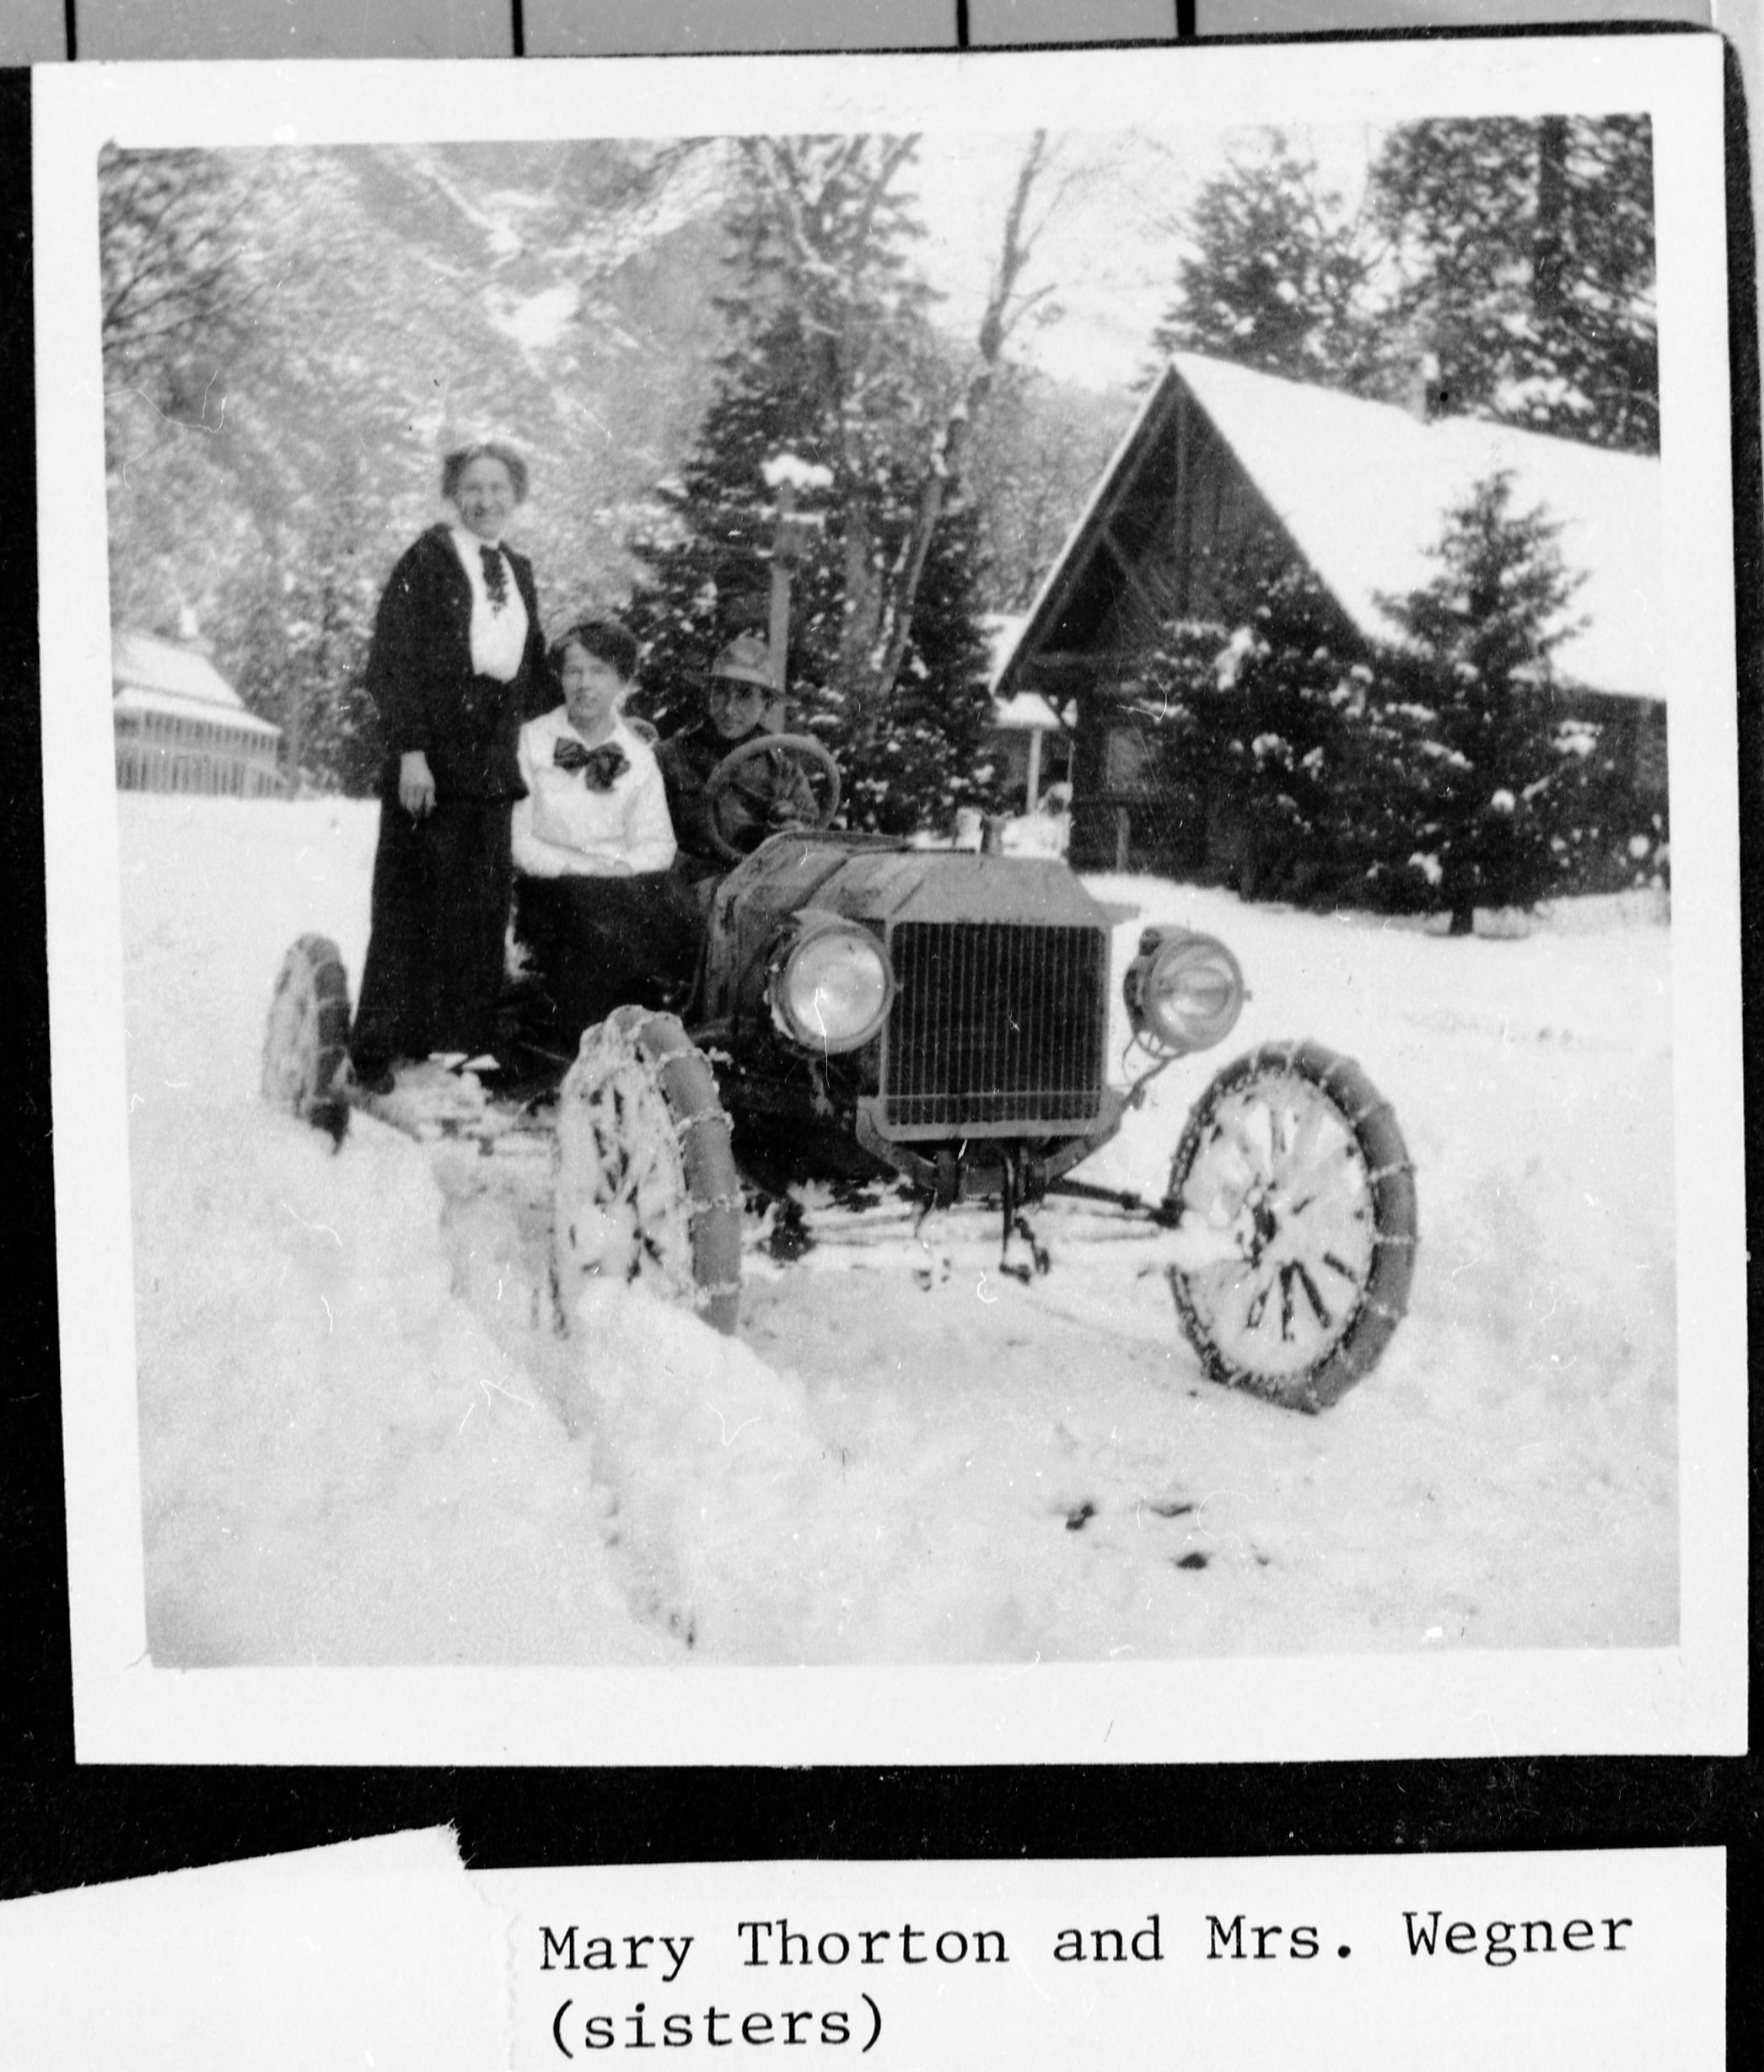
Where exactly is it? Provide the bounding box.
[7,16,1752,2072]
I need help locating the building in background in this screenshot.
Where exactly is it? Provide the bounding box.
[985,686,1073,811]
[992,353,1664,876]
[112,629,284,798]
[979,613,1073,811]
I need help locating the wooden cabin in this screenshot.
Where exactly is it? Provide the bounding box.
[992,354,1665,876]
[113,631,284,798]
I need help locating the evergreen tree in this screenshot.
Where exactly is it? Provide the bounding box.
[1370,116,1658,452]
[626,137,996,833]
[1146,131,1380,391]
[1130,550,1365,901]
[1374,471,1587,932]
[1143,118,1657,454]
[1122,487,1611,922]
[213,457,385,795]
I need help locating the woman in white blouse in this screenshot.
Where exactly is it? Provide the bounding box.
[512,618,700,1039]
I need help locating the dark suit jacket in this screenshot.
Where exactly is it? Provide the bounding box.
[366,524,547,802]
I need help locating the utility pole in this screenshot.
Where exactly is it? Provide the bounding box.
[760,459,828,733]
[766,476,795,734]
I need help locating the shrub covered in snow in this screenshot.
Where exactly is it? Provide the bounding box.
[1113,476,1665,923]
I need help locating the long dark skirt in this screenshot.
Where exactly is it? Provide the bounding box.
[514,871,702,1042]
[352,797,514,1066]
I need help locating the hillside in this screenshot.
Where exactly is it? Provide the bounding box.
[103,140,1136,733]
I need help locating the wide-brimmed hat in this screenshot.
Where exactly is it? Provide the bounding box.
[708,633,774,689]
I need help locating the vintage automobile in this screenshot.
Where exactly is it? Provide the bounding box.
[262,735,1418,1413]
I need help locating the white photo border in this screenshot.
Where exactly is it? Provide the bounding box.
[36,33,1745,1763]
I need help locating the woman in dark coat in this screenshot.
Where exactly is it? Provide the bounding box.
[351,441,547,1086]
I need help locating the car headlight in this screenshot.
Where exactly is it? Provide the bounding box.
[768,919,895,1053]
[1124,928,1245,1054]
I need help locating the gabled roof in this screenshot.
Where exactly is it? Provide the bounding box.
[980,611,1029,692]
[114,630,250,712]
[1003,353,1663,703]
[111,630,284,742]
[991,690,1069,733]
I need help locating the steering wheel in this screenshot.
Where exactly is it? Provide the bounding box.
[702,734,842,864]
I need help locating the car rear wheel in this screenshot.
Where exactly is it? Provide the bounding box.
[553,1009,741,1333]
[261,934,352,1144]
[1164,1041,1417,1412]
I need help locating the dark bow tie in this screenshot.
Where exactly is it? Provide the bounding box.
[553,737,628,792]
[479,544,508,611]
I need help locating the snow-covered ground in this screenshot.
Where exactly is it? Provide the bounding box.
[117,794,1676,1667]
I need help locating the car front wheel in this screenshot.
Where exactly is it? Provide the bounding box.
[1164,1041,1417,1412]
[552,1009,741,1334]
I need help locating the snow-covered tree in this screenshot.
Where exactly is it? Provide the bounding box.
[1374,471,1587,931]
[626,135,996,832]
[1370,116,1658,453]
[1129,551,1367,901]
[211,450,385,796]
[1142,117,1657,455]
[1146,131,1381,392]
[1117,482,1615,921]
[99,148,263,422]
[99,141,718,790]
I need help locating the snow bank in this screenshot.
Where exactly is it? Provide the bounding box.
[121,797,670,1666]
[117,795,1677,1666]
[1078,875,1677,1648]
[563,1279,834,1655]
[134,1101,670,1666]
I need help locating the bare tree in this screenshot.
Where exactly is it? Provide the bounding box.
[99,148,261,420]
[869,132,1065,701]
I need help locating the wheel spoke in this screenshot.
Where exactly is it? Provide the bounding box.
[1273,1102,1346,1195]
[1181,1120,1261,1219]
[1168,1052,1406,1396]
[558,1031,697,1302]
[1292,1259,1332,1330]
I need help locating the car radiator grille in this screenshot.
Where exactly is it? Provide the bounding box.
[883,921,1108,1128]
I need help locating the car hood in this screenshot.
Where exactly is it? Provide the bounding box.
[774,845,1116,931]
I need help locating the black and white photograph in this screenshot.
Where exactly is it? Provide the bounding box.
[34,34,1744,1760]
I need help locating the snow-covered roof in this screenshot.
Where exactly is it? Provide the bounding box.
[981,611,1029,691]
[113,683,283,740]
[114,630,254,713]
[991,691,1068,734]
[1171,354,1661,702]
[1007,354,1663,704]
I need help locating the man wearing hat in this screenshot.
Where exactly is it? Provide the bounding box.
[656,633,818,883]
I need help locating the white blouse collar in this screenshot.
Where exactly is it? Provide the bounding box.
[551,707,635,752]
[450,523,510,562]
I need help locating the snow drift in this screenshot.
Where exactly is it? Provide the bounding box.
[118,795,1676,1666]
